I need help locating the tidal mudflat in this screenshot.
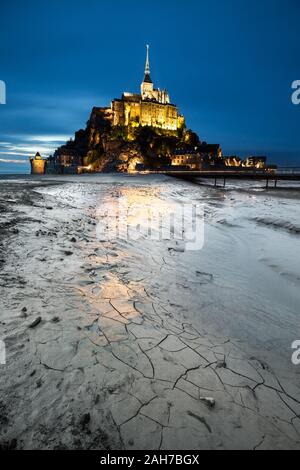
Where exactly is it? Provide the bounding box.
[0,174,300,450]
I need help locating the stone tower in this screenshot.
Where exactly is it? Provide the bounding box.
[30,152,47,175]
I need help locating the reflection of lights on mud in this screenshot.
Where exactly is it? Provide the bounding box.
[95,188,204,250]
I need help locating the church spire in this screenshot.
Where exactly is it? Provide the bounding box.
[145,45,150,75]
[143,44,152,83]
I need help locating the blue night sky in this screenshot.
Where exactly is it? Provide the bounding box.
[0,0,299,173]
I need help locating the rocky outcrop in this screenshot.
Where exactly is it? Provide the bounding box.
[52,106,201,173]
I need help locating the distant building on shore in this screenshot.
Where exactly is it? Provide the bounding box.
[171,150,202,169]
[171,148,268,171]
[223,155,267,169]
[224,156,242,167]
[171,144,223,170]
[242,156,267,169]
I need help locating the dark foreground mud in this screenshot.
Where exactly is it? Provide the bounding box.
[0,175,300,449]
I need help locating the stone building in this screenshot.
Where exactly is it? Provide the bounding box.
[171,143,223,170]
[242,156,267,169]
[224,156,242,167]
[171,150,202,169]
[111,45,185,132]
[30,152,47,175]
[223,156,267,169]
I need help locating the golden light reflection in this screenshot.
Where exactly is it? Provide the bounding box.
[95,185,183,243]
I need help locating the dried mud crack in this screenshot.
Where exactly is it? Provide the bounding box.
[0,178,300,450]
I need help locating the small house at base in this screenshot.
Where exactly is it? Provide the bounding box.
[171,150,202,170]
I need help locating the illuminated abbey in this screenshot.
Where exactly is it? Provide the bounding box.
[111,46,185,131]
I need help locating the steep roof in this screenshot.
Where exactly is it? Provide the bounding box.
[143,72,153,84]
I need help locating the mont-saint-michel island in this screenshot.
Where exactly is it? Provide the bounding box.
[30,46,270,176]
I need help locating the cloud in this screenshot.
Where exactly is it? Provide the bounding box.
[0,151,31,156]
[0,88,113,172]
[26,134,72,143]
[0,159,28,164]
[0,134,71,161]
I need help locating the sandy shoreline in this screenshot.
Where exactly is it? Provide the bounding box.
[0,175,300,450]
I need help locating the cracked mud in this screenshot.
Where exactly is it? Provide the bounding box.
[0,175,300,450]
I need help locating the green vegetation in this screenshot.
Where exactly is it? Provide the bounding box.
[109,125,128,141]
[132,126,200,158]
[59,118,201,173]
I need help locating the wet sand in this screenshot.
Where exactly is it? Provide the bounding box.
[0,174,300,450]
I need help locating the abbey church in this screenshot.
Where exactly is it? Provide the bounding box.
[111,45,185,131]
